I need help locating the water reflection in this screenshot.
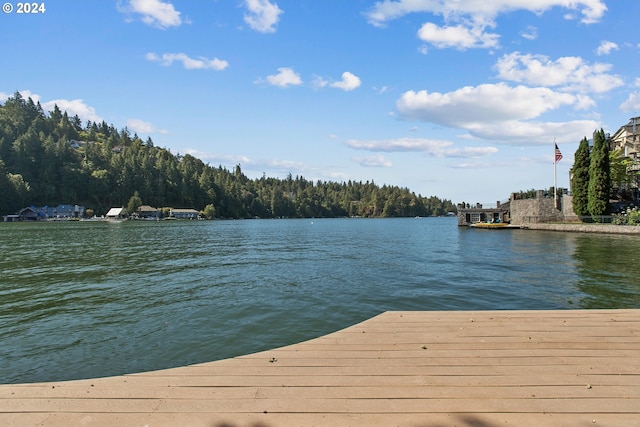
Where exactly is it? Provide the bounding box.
[571,233,640,308]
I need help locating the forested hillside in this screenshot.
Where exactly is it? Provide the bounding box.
[0,92,456,218]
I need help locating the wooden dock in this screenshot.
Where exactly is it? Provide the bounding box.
[1,310,639,427]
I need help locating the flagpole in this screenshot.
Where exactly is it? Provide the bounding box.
[553,138,558,209]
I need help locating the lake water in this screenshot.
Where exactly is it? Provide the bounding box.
[1,217,639,384]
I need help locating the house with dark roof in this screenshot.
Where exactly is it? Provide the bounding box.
[170,208,200,219]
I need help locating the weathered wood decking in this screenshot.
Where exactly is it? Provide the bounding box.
[1,310,639,427]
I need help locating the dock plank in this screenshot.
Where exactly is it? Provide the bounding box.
[1,309,639,427]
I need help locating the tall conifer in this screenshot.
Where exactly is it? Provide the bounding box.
[571,137,590,217]
[587,129,610,217]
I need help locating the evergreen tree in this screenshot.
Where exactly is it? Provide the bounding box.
[571,137,590,217]
[0,92,458,218]
[126,191,143,214]
[587,129,610,217]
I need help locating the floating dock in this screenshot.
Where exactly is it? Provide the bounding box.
[1,309,639,426]
[470,222,521,229]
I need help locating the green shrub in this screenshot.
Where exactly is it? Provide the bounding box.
[628,210,640,225]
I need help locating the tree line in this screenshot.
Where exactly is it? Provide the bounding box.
[0,92,456,218]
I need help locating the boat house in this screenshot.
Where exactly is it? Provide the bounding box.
[105,207,126,220]
[457,201,510,226]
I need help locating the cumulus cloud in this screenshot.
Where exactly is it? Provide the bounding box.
[126,118,168,135]
[263,67,302,87]
[620,93,640,112]
[397,83,577,126]
[366,0,605,50]
[1,90,103,123]
[395,83,601,145]
[417,22,499,50]
[463,119,599,145]
[43,98,103,123]
[244,0,283,33]
[146,52,229,70]
[366,0,606,27]
[345,137,497,158]
[118,0,183,29]
[353,155,393,167]
[330,72,362,91]
[596,40,619,56]
[495,52,623,94]
[312,72,362,91]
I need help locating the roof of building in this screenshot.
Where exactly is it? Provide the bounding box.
[106,207,125,216]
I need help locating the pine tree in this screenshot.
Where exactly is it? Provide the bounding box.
[587,129,610,218]
[571,137,590,217]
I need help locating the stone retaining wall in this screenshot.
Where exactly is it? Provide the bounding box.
[510,191,579,224]
[523,223,640,234]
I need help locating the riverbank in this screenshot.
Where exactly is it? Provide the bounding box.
[522,223,640,234]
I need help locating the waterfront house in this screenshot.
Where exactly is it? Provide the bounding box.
[17,207,39,221]
[610,116,640,199]
[36,204,85,219]
[170,208,200,219]
[137,205,160,219]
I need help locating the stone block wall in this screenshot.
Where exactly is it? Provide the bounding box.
[511,190,564,225]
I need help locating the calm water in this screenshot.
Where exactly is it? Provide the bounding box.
[1,217,639,384]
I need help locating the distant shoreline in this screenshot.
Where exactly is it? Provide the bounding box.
[522,223,640,235]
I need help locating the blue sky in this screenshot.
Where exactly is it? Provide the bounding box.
[2,0,639,204]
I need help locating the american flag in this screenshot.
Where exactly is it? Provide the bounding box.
[555,144,563,162]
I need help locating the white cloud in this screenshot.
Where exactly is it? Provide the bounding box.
[185,149,252,166]
[462,119,599,145]
[126,118,168,135]
[596,40,619,56]
[146,52,229,70]
[330,72,362,91]
[118,0,183,29]
[520,25,537,40]
[353,155,393,167]
[263,67,302,87]
[313,72,362,91]
[311,75,329,89]
[396,83,601,145]
[1,90,40,103]
[244,0,283,33]
[417,22,499,50]
[495,52,623,94]
[366,1,605,52]
[620,93,640,112]
[345,137,497,158]
[42,99,102,123]
[1,90,102,123]
[397,83,577,125]
[266,158,308,171]
[366,0,607,27]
